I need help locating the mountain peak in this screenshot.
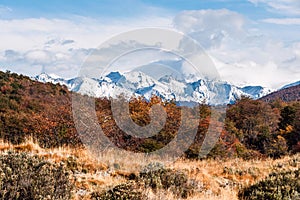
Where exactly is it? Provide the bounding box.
[34,71,275,105]
[105,71,123,83]
[35,72,62,81]
[35,73,55,82]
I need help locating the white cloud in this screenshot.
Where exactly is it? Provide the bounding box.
[174,9,245,33]
[248,0,300,15]
[0,8,299,89]
[174,9,246,49]
[173,9,300,89]
[25,50,53,64]
[215,59,299,88]
[261,17,300,25]
[0,17,170,51]
[0,16,172,77]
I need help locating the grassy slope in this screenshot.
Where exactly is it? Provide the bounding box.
[1,139,299,200]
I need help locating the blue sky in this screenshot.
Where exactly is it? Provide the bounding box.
[0,0,300,88]
[0,0,285,19]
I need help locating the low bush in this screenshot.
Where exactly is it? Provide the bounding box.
[138,162,197,198]
[90,181,143,200]
[92,163,198,199]
[238,168,300,200]
[0,151,73,200]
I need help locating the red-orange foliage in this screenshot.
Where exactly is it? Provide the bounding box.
[0,71,299,159]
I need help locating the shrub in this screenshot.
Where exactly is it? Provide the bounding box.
[238,168,300,200]
[92,163,198,199]
[90,181,143,200]
[138,162,197,198]
[0,151,73,200]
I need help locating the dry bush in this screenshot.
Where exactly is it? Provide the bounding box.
[0,151,73,200]
[238,168,300,200]
[90,181,144,200]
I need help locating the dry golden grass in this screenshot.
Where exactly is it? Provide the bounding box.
[0,138,299,200]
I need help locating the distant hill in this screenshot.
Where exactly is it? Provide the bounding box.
[260,85,300,102]
[0,70,80,148]
[281,80,300,90]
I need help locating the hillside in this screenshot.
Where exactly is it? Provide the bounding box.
[1,70,300,158]
[0,70,300,199]
[260,85,300,102]
[0,70,80,147]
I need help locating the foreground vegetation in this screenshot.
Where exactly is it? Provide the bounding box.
[0,151,72,200]
[1,139,300,199]
[239,168,300,199]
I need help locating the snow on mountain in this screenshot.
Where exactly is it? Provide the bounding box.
[240,86,272,99]
[34,71,273,105]
[105,71,124,83]
[35,73,66,86]
[281,81,300,90]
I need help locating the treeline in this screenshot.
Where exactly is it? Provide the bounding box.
[212,98,300,159]
[0,70,299,159]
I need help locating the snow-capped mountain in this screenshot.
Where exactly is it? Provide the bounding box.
[34,72,273,105]
[35,73,66,86]
[281,81,300,90]
[240,86,271,99]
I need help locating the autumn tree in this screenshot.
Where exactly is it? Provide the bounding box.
[226,97,287,157]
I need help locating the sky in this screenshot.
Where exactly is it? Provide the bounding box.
[0,0,300,89]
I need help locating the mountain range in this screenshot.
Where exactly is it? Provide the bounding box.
[35,71,300,105]
[261,84,300,103]
[34,71,284,105]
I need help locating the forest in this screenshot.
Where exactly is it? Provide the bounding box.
[1,70,300,199]
[0,70,299,160]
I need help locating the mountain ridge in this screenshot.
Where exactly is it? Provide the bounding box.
[34,71,273,105]
[281,80,300,90]
[260,84,300,102]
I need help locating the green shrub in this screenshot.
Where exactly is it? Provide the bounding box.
[0,151,73,200]
[238,168,300,200]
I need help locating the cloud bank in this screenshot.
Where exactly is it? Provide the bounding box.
[173,9,300,88]
[0,6,299,89]
[0,16,172,78]
[248,0,300,15]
